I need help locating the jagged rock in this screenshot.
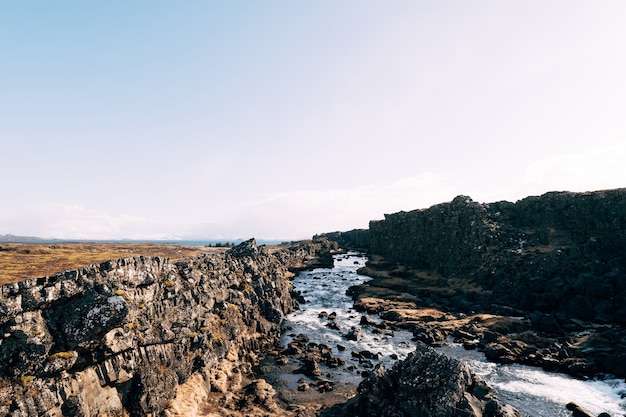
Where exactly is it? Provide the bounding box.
[345,326,364,341]
[0,239,332,417]
[244,379,277,408]
[297,379,310,391]
[45,289,129,351]
[330,343,520,417]
[276,355,289,365]
[325,357,346,368]
[311,379,334,393]
[226,237,260,258]
[296,358,321,377]
[326,321,341,330]
[322,189,626,379]
[413,327,449,346]
[351,350,380,360]
[484,340,527,364]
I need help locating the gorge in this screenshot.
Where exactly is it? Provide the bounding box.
[322,188,626,379]
[1,188,625,416]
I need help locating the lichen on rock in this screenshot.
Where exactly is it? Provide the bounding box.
[0,238,335,417]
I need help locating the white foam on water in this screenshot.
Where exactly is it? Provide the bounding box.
[282,252,416,382]
[494,367,626,417]
[439,342,626,417]
[284,253,626,417]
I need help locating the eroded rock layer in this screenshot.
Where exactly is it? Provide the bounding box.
[0,238,334,417]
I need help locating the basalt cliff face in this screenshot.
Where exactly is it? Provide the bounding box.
[0,239,334,417]
[322,189,626,378]
[375,189,626,321]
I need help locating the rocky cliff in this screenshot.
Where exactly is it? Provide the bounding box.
[0,238,335,417]
[366,189,626,323]
[322,189,626,378]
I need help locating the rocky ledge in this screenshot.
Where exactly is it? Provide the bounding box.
[322,189,626,380]
[0,238,335,417]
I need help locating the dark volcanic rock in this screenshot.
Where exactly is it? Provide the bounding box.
[321,188,626,378]
[345,326,364,341]
[359,190,626,278]
[323,189,626,324]
[297,358,322,377]
[325,343,520,417]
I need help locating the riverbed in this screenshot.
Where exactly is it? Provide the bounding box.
[281,252,626,417]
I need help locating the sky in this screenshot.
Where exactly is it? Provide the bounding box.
[1,1,626,241]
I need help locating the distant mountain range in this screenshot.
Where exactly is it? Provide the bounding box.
[0,234,284,246]
[0,234,51,242]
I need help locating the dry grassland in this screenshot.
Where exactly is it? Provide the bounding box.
[0,242,220,285]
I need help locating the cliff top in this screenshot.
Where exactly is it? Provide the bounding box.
[0,242,218,285]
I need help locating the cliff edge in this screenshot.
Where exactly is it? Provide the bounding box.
[321,189,626,378]
[0,238,334,417]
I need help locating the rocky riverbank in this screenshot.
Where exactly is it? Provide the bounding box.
[348,257,607,379]
[0,238,523,417]
[251,252,527,417]
[320,189,626,381]
[0,238,336,417]
[4,185,624,417]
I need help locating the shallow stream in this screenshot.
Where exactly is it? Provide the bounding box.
[282,252,626,417]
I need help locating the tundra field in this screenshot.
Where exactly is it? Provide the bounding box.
[0,242,217,285]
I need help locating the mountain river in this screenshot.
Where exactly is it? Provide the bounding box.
[281,252,626,417]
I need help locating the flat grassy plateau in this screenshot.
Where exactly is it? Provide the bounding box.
[0,242,219,285]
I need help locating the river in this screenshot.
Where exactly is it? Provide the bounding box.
[281,252,626,417]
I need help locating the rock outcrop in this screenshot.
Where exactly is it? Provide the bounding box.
[360,190,626,321]
[0,238,335,417]
[323,342,520,417]
[322,189,626,378]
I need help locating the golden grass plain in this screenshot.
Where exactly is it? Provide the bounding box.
[0,242,222,285]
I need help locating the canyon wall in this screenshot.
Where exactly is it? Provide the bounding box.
[331,189,626,324]
[369,190,625,277]
[322,189,626,377]
[0,238,334,417]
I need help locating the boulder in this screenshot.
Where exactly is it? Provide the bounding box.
[296,358,321,377]
[226,238,259,258]
[566,402,594,417]
[330,343,520,417]
[345,326,364,341]
[360,315,377,326]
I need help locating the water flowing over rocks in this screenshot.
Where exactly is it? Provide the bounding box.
[323,343,520,417]
[0,238,336,417]
[3,187,624,416]
[320,189,626,380]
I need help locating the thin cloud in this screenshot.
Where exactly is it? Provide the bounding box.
[207,173,455,239]
[1,204,173,240]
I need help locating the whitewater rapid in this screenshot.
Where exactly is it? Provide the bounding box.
[282,252,626,417]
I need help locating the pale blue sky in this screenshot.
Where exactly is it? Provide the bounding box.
[1,1,625,240]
